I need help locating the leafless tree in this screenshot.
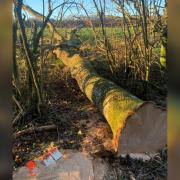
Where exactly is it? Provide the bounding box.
[13,0,73,123]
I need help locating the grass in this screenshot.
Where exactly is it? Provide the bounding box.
[77,27,124,41]
[25,27,125,43]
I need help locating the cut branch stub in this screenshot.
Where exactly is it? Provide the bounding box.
[53,49,167,154]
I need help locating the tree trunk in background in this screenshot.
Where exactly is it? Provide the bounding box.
[53,49,167,154]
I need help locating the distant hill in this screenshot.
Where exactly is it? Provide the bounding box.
[24,16,140,28]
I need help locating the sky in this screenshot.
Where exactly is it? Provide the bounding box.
[23,0,121,18]
[23,0,165,19]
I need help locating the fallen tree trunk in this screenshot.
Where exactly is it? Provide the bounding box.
[23,4,166,154]
[53,49,167,154]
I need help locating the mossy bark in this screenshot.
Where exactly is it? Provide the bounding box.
[54,49,145,151]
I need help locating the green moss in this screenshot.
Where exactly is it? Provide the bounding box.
[69,56,144,143]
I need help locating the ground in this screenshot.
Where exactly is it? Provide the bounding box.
[13,63,167,179]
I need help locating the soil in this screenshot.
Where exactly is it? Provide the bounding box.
[13,66,167,179]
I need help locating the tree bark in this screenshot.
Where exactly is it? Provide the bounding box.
[53,49,167,154]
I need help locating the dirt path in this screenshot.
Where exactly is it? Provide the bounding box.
[13,71,113,167]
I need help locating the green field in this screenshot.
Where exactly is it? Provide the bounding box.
[25,27,124,43]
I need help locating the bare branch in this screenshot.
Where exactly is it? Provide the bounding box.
[33,10,53,52]
[13,124,57,139]
[14,0,43,107]
[22,4,62,42]
[48,0,52,12]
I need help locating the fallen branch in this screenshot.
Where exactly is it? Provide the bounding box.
[13,124,57,139]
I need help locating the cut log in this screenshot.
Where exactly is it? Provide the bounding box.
[53,49,167,154]
[119,102,166,154]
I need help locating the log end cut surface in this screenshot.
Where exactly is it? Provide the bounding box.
[118,102,167,154]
